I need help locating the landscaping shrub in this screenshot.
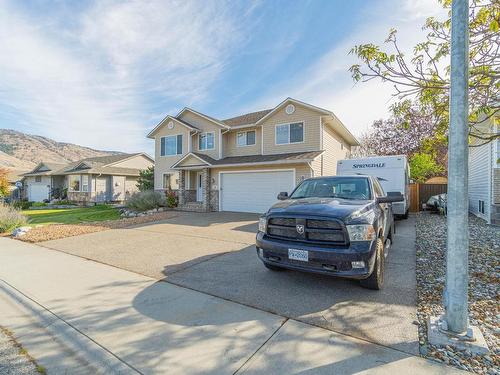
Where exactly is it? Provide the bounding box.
[32,202,48,207]
[165,189,178,208]
[12,200,32,210]
[0,204,27,233]
[125,190,165,212]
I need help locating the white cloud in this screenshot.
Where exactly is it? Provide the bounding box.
[243,0,447,139]
[0,0,248,153]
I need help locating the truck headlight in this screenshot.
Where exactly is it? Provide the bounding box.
[258,217,267,233]
[346,224,376,242]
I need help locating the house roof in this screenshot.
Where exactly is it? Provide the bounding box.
[222,109,273,127]
[21,162,67,177]
[147,115,200,139]
[22,153,150,177]
[148,97,359,145]
[59,166,142,177]
[171,150,323,169]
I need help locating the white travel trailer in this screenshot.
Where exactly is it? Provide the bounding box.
[337,155,410,218]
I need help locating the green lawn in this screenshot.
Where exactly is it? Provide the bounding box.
[22,205,121,225]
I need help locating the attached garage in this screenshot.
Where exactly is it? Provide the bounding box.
[28,184,50,202]
[219,170,295,213]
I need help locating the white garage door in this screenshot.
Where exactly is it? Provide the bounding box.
[220,170,295,213]
[29,184,49,202]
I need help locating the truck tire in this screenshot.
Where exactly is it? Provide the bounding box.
[360,238,385,290]
[264,263,284,271]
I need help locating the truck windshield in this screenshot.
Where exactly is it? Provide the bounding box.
[290,177,371,200]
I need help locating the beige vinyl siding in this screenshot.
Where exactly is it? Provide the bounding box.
[210,163,312,188]
[224,127,261,157]
[177,155,209,167]
[178,111,221,160]
[310,157,322,177]
[261,103,321,155]
[321,125,351,176]
[111,155,153,169]
[153,125,190,190]
[125,176,139,196]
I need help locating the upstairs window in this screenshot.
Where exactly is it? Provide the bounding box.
[276,122,304,145]
[237,130,256,147]
[161,135,183,156]
[199,132,215,150]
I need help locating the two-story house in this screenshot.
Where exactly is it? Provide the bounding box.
[147,98,359,213]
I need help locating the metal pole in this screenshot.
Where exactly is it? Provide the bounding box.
[445,0,469,334]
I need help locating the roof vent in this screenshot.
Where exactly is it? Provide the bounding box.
[285,104,295,115]
[167,121,174,129]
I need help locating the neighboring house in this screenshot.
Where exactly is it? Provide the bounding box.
[5,170,27,199]
[22,154,153,203]
[147,97,359,213]
[468,115,500,225]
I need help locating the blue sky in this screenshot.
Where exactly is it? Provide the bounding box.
[0,0,444,154]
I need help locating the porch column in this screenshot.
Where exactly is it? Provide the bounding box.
[178,170,186,206]
[201,168,210,212]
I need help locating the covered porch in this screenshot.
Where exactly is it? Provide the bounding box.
[178,168,215,212]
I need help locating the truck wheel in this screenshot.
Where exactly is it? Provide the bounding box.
[264,263,284,271]
[360,238,385,290]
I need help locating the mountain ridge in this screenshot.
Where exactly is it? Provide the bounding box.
[0,129,123,172]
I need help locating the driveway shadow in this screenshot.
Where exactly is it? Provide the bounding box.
[152,217,418,355]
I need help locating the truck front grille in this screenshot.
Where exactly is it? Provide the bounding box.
[266,216,346,245]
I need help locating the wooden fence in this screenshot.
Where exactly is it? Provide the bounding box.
[409,183,448,212]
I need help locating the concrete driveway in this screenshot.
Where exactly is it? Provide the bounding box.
[42,211,418,355]
[0,238,462,375]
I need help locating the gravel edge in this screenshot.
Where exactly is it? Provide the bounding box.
[0,326,45,375]
[415,212,499,374]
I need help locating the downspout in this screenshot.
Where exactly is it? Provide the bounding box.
[307,161,314,178]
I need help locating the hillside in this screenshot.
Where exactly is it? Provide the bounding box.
[0,129,122,172]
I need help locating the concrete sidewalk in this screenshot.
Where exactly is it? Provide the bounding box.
[0,238,466,374]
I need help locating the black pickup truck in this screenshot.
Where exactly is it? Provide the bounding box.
[256,175,403,289]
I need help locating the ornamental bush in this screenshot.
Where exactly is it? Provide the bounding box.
[165,189,178,208]
[125,190,165,212]
[0,204,27,233]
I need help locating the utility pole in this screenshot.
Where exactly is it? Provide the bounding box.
[428,0,487,353]
[445,0,469,334]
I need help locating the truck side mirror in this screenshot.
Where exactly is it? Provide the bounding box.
[377,192,404,203]
[277,192,289,200]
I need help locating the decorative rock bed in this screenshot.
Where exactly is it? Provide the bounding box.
[416,213,499,374]
[119,207,168,218]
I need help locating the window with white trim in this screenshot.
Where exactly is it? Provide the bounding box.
[237,130,256,147]
[479,200,485,214]
[199,132,215,150]
[276,122,304,145]
[69,175,81,192]
[82,176,89,192]
[163,174,172,189]
[161,135,183,156]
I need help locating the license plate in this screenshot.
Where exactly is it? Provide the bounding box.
[288,248,309,262]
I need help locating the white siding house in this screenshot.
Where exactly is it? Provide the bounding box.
[468,116,500,225]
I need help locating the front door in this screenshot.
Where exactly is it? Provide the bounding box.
[196,172,203,202]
